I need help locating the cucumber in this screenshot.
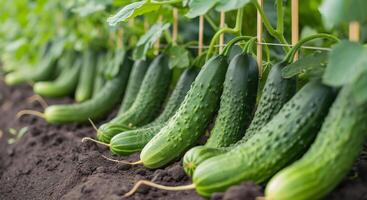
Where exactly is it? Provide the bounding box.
[183,61,296,176]
[42,57,132,124]
[205,54,259,147]
[104,48,126,80]
[109,68,199,155]
[97,54,172,143]
[118,60,149,115]
[93,54,107,97]
[33,57,81,97]
[5,54,57,86]
[75,50,96,102]
[193,81,336,197]
[265,84,367,200]
[140,55,228,169]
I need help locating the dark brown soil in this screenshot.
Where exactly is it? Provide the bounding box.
[0,80,366,200]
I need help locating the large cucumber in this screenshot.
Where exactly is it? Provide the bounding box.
[205,54,259,147]
[183,61,296,176]
[33,57,81,97]
[43,57,132,124]
[193,81,336,197]
[140,55,228,169]
[265,84,367,200]
[75,50,97,102]
[109,68,199,155]
[97,54,172,143]
[118,60,149,115]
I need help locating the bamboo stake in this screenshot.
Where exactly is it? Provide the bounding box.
[155,15,163,55]
[219,12,226,53]
[291,0,299,61]
[199,16,204,55]
[257,0,263,76]
[173,8,178,45]
[117,29,124,49]
[349,21,360,42]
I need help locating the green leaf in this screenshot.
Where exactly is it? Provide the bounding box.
[320,0,367,27]
[352,71,367,106]
[168,46,190,69]
[72,0,112,17]
[107,1,160,26]
[215,0,250,12]
[186,0,218,18]
[323,41,367,87]
[282,52,329,79]
[133,23,171,60]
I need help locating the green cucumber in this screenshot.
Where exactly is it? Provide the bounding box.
[42,57,132,124]
[33,57,81,97]
[118,60,149,115]
[140,55,228,169]
[5,54,57,86]
[265,84,367,200]
[183,61,296,176]
[109,68,199,155]
[97,54,172,143]
[75,50,96,102]
[104,48,126,80]
[193,81,335,197]
[93,54,107,97]
[205,53,259,147]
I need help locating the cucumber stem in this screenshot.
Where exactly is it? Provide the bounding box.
[101,155,143,165]
[284,33,340,63]
[81,137,110,147]
[124,180,195,197]
[88,118,99,132]
[16,110,46,119]
[26,94,49,109]
[222,36,253,56]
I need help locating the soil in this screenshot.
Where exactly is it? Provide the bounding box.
[0,80,366,200]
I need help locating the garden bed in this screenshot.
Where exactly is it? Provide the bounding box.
[0,81,366,200]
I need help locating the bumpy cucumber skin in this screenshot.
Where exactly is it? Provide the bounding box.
[44,60,132,124]
[140,55,228,169]
[97,54,172,143]
[118,60,149,115]
[265,85,367,200]
[5,55,57,86]
[205,54,259,147]
[34,58,81,97]
[183,61,296,176]
[75,51,96,102]
[110,125,163,155]
[193,81,335,197]
[109,68,199,155]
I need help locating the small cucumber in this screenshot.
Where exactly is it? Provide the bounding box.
[193,81,335,197]
[97,54,172,143]
[33,57,81,97]
[140,55,228,169]
[109,68,199,155]
[183,61,296,176]
[43,57,132,124]
[93,54,107,97]
[265,84,367,200]
[118,60,149,115]
[75,50,97,102]
[5,54,57,86]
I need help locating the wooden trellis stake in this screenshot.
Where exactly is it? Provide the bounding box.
[155,15,163,55]
[199,16,204,55]
[219,12,226,53]
[257,0,263,76]
[173,8,178,45]
[291,0,299,61]
[117,29,124,49]
[349,21,360,42]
